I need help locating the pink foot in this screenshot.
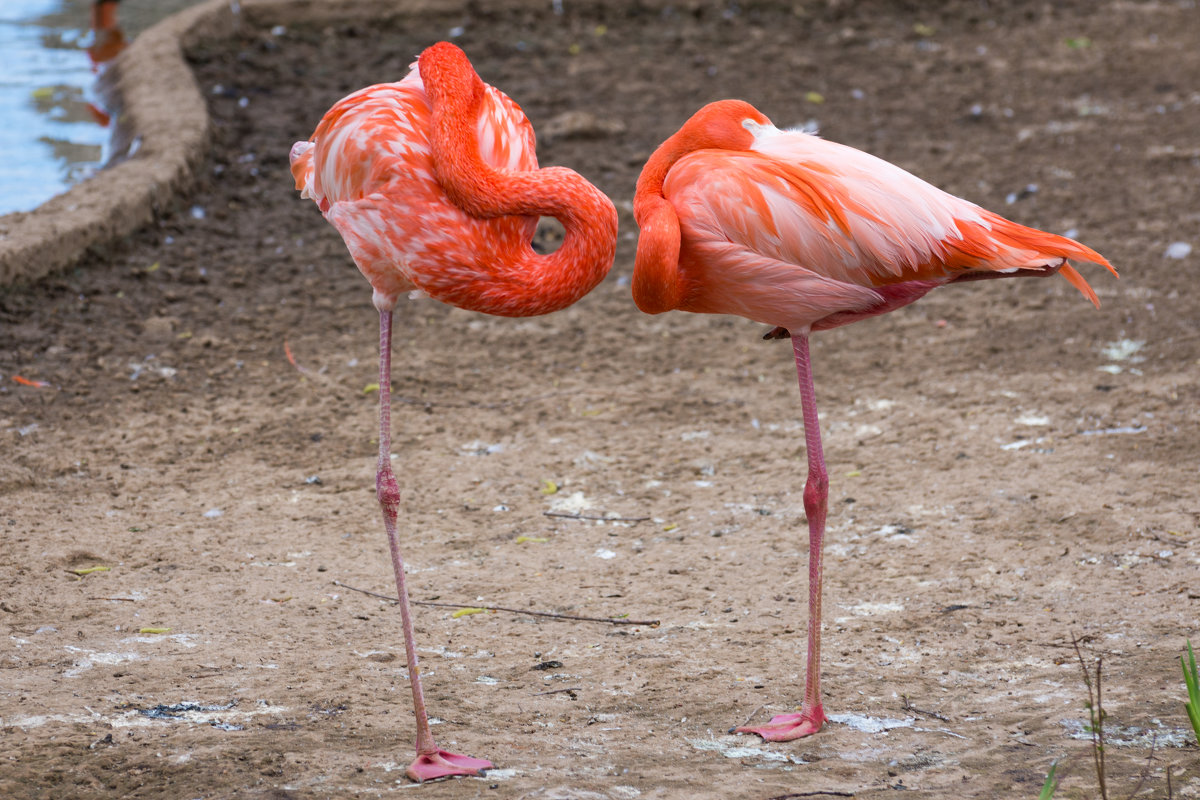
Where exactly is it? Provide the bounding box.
[734,704,828,742]
[405,750,492,783]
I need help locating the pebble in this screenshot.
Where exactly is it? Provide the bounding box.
[1165,241,1191,259]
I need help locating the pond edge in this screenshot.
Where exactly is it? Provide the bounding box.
[0,0,504,288]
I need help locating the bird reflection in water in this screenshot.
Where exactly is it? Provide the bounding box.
[84,0,125,127]
[24,0,127,186]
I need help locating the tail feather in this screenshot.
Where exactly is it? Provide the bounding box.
[1033,232,1117,308]
[983,212,1118,306]
[1059,262,1100,308]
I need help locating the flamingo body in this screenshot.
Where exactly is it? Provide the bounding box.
[635,100,1115,332]
[291,75,534,310]
[290,43,616,781]
[291,57,614,317]
[633,99,1116,743]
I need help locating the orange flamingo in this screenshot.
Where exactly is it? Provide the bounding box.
[633,100,1116,742]
[290,42,617,781]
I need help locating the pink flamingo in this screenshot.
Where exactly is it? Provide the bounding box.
[290,42,617,781]
[633,100,1116,742]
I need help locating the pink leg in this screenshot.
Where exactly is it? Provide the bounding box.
[736,333,830,741]
[375,309,492,782]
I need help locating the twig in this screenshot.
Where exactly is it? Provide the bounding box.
[735,703,766,730]
[393,388,582,410]
[543,511,651,523]
[901,694,950,722]
[89,596,137,602]
[393,387,730,411]
[533,688,581,696]
[1073,634,1108,800]
[766,792,855,799]
[1041,640,1124,658]
[332,581,660,627]
[1123,731,1157,800]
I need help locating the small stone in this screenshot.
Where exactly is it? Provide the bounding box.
[1165,241,1191,259]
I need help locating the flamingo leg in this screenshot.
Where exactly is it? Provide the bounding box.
[374,309,493,782]
[736,332,830,741]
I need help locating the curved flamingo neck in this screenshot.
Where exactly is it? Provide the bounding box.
[634,100,762,205]
[632,102,768,315]
[631,134,696,314]
[417,43,616,317]
[633,133,691,225]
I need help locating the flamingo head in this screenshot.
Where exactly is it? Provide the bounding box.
[675,99,772,152]
[630,100,773,315]
[634,99,771,227]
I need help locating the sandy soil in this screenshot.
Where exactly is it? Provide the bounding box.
[3,1,1199,797]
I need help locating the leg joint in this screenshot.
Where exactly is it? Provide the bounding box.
[376,470,401,510]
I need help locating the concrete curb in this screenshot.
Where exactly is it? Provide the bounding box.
[0,0,476,288]
[0,1,217,287]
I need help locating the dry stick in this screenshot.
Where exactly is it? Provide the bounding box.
[543,511,651,523]
[534,688,581,696]
[901,694,950,722]
[1041,639,1125,658]
[766,792,856,799]
[394,387,710,411]
[332,580,660,627]
[736,703,766,730]
[1124,731,1158,800]
[1073,635,1109,800]
[393,388,581,410]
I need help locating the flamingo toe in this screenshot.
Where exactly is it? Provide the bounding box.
[405,749,493,783]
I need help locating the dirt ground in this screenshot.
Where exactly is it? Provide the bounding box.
[3,1,1199,797]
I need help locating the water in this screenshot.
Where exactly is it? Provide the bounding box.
[0,0,202,216]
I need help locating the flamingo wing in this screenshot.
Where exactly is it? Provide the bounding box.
[663,124,1114,330]
[674,235,888,330]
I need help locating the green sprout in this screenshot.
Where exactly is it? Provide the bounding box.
[1037,760,1059,800]
[1183,640,1200,744]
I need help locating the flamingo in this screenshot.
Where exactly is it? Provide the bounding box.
[289,42,617,781]
[632,100,1116,742]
